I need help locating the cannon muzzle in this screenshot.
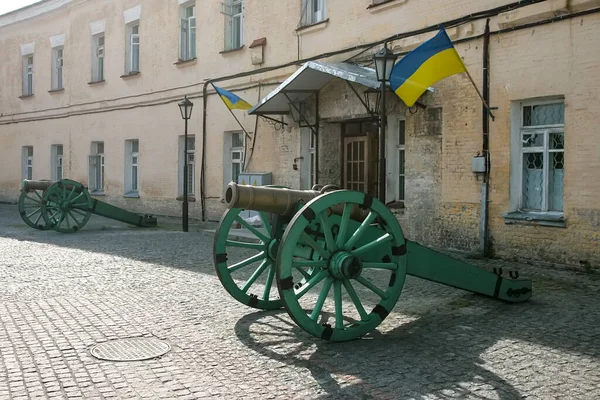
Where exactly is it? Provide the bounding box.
[225,182,321,216]
[21,179,53,192]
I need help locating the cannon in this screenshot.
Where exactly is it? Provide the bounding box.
[214,183,532,342]
[18,179,157,233]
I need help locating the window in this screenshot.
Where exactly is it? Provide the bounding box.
[309,132,316,188]
[301,0,326,26]
[179,3,196,61]
[396,120,406,202]
[22,147,33,180]
[92,34,105,82]
[22,55,33,96]
[89,142,105,193]
[125,140,139,195]
[51,145,63,181]
[51,47,63,90]
[231,132,245,184]
[222,0,244,51]
[515,100,565,213]
[125,24,140,74]
[179,136,195,196]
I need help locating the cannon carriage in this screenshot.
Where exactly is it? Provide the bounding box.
[214,182,532,342]
[19,179,157,232]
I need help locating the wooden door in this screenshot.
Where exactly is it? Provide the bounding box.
[344,137,369,193]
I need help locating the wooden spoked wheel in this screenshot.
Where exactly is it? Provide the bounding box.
[41,179,93,233]
[18,185,52,230]
[276,190,407,342]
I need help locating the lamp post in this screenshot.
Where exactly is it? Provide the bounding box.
[373,43,398,202]
[178,95,194,232]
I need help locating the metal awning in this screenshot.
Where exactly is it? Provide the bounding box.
[248,61,381,116]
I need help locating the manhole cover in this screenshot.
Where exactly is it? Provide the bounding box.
[90,337,171,361]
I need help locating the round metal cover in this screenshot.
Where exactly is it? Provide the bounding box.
[90,337,170,361]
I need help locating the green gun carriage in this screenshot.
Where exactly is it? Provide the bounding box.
[214,183,532,342]
[19,179,157,233]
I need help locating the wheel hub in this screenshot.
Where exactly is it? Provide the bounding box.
[329,251,362,280]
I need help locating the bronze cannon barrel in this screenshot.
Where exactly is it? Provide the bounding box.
[21,179,53,191]
[225,182,321,216]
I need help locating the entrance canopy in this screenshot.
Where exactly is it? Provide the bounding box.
[248,61,381,116]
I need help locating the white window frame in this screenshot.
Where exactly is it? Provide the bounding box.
[124,140,139,196]
[51,47,64,90]
[22,146,33,180]
[92,34,105,82]
[179,3,196,61]
[301,0,326,26]
[222,0,244,51]
[51,145,63,181]
[396,119,406,203]
[89,142,105,193]
[179,136,196,196]
[309,132,316,188]
[230,132,245,184]
[510,98,565,215]
[125,23,140,74]
[22,55,34,96]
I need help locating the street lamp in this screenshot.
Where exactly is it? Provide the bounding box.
[178,95,194,232]
[373,43,397,202]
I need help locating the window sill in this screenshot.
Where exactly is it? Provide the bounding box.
[296,19,329,34]
[48,88,64,94]
[367,0,407,13]
[386,201,405,210]
[502,211,566,228]
[219,45,245,55]
[174,58,197,68]
[88,80,105,86]
[19,94,34,99]
[90,191,105,196]
[124,192,140,198]
[120,71,141,79]
[176,195,196,202]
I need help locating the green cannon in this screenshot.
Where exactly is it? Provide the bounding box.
[18,179,157,233]
[214,183,532,342]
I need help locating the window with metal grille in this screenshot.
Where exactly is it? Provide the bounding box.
[519,100,564,212]
[89,142,105,193]
[22,55,33,96]
[180,3,196,61]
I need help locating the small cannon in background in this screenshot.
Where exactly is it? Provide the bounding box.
[18,179,157,233]
[214,183,532,342]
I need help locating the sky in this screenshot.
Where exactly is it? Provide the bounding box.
[0,0,40,17]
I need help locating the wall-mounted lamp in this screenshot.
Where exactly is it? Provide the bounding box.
[293,156,304,170]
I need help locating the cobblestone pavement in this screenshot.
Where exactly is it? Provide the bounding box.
[1,203,599,399]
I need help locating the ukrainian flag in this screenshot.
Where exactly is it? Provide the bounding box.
[390,28,467,107]
[213,84,253,110]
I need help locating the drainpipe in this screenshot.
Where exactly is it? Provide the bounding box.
[480,19,491,256]
[201,80,210,221]
[315,93,320,184]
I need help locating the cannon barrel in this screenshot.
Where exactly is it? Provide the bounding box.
[21,179,53,192]
[225,182,321,216]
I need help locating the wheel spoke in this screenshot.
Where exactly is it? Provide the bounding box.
[344,211,378,251]
[258,212,272,235]
[26,208,41,219]
[33,211,43,226]
[263,264,276,300]
[300,232,330,259]
[66,210,82,226]
[235,216,270,243]
[294,265,312,280]
[241,259,271,293]
[228,252,266,273]
[70,192,84,204]
[226,240,265,251]
[335,203,353,249]
[343,279,369,321]
[64,213,72,230]
[362,262,398,271]
[319,210,337,252]
[334,281,343,329]
[24,194,40,203]
[33,191,43,200]
[352,233,394,256]
[310,277,333,321]
[55,214,66,229]
[355,276,389,300]
[295,270,328,299]
[70,208,88,218]
[292,260,327,268]
[66,186,76,202]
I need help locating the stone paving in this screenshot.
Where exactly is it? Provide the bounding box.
[0,203,599,399]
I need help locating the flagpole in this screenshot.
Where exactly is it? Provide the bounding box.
[227,107,252,141]
[464,70,495,121]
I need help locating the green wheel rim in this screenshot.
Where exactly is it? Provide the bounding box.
[276,190,407,342]
[214,208,283,310]
[18,186,52,230]
[41,179,93,233]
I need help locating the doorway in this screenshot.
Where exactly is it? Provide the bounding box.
[342,120,379,197]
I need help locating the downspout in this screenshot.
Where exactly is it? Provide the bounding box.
[480,19,491,256]
[201,80,210,221]
[315,93,320,184]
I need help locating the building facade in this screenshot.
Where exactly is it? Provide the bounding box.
[0,0,599,267]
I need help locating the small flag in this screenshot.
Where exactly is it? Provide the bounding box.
[212,84,253,110]
[390,28,467,107]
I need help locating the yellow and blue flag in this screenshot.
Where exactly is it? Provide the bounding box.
[390,28,467,107]
[212,84,253,110]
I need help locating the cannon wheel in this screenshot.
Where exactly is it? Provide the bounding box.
[276,190,407,342]
[18,184,53,230]
[214,208,284,310]
[41,179,93,233]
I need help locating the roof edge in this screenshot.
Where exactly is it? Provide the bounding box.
[0,0,76,29]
